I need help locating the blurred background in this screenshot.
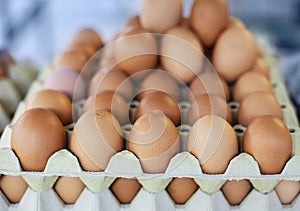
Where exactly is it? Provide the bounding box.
[0,0,300,106]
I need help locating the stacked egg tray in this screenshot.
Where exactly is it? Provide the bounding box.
[0,62,37,134]
[0,51,300,211]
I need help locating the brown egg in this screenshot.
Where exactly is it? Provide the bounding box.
[53,51,88,73]
[70,109,124,171]
[0,49,15,72]
[228,17,246,29]
[110,178,141,204]
[114,29,158,77]
[71,28,103,49]
[128,111,180,173]
[212,28,257,82]
[237,91,282,126]
[243,115,292,174]
[138,70,181,101]
[189,70,230,101]
[161,26,204,84]
[187,115,238,174]
[275,180,300,204]
[167,178,198,204]
[121,15,142,34]
[0,175,28,203]
[140,0,182,33]
[233,71,273,102]
[11,108,66,171]
[26,90,73,125]
[180,17,190,28]
[221,180,252,205]
[0,65,6,78]
[54,177,85,204]
[66,42,98,58]
[187,94,232,125]
[190,0,229,47]
[135,91,181,126]
[250,57,270,79]
[89,68,134,102]
[82,91,129,125]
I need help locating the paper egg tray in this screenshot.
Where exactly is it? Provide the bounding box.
[0,52,300,211]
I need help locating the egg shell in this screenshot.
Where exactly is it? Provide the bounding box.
[66,42,98,59]
[11,108,66,171]
[187,115,238,174]
[26,89,73,125]
[243,115,292,174]
[71,28,103,49]
[110,178,141,204]
[221,179,252,205]
[121,15,142,35]
[237,91,282,126]
[233,71,273,102]
[190,0,229,47]
[54,177,85,204]
[70,109,124,171]
[0,65,5,78]
[140,0,182,33]
[135,91,181,126]
[43,68,86,101]
[128,111,180,173]
[250,57,270,79]
[0,49,15,72]
[228,17,246,29]
[161,26,204,84]
[0,175,28,203]
[53,51,88,73]
[275,180,300,204]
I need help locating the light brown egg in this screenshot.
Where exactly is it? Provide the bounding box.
[221,179,252,205]
[121,15,142,34]
[53,51,88,73]
[250,57,270,79]
[189,70,230,101]
[128,111,180,173]
[135,91,181,126]
[66,42,98,58]
[167,178,198,204]
[71,28,103,49]
[11,108,66,171]
[233,71,273,102]
[110,178,141,204]
[228,17,246,29]
[114,29,158,77]
[26,89,73,125]
[237,91,282,126]
[161,26,204,84]
[82,91,129,125]
[54,177,85,204]
[140,0,182,33]
[187,115,238,174]
[243,115,292,174]
[89,68,134,102]
[187,94,232,125]
[275,180,300,204]
[212,28,257,82]
[190,0,229,47]
[70,109,124,171]
[138,70,181,101]
[0,175,28,203]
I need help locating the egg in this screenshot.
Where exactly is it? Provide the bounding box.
[43,68,86,101]
[135,91,181,126]
[53,51,88,73]
[189,69,230,101]
[70,109,124,171]
[233,71,273,102]
[26,90,73,125]
[228,17,246,29]
[187,94,232,125]
[237,91,282,126]
[221,179,252,205]
[190,0,229,47]
[212,28,257,82]
[82,91,129,125]
[66,42,98,59]
[89,68,134,102]
[128,111,180,173]
[187,115,238,174]
[0,175,28,203]
[110,178,141,204]
[11,108,66,171]
[161,26,204,84]
[114,29,158,77]
[54,177,85,204]
[71,28,103,49]
[0,49,15,72]
[140,0,182,33]
[180,17,190,28]
[275,180,300,204]
[243,115,292,174]
[0,65,5,78]
[166,178,198,204]
[121,15,142,34]
[250,57,270,79]
[138,70,181,101]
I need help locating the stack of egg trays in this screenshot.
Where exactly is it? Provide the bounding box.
[0,51,300,211]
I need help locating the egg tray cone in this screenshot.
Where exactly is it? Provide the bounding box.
[0,49,300,210]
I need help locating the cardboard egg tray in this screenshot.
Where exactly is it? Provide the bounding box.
[0,51,300,211]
